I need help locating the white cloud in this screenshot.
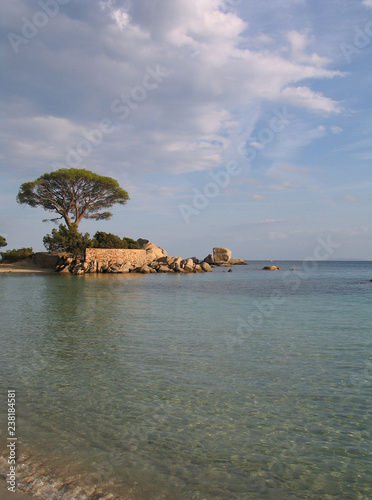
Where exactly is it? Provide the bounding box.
[280,86,342,113]
[330,125,343,134]
[0,0,347,179]
[362,0,372,8]
[249,194,267,200]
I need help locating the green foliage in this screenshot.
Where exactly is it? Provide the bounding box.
[123,237,141,249]
[0,235,7,247]
[17,168,130,228]
[91,232,141,249]
[0,247,33,263]
[43,224,91,258]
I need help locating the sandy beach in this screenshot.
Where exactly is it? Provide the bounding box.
[0,260,54,274]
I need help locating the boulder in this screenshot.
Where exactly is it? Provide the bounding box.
[144,242,168,262]
[181,258,195,272]
[169,257,182,270]
[107,263,124,273]
[137,238,150,248]
[158,265,173,273]
[189,256,199,264]
[213,247,232,264]
[97,261,109,273]
[123,263,134,273]
[194,264,203,273]
[262,265,279,271]
[200,262,212,272]
[229,259,248,265]
[203,254,214,265]
[138,264,152,274]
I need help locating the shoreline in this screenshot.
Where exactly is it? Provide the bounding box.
[0,261,54,274]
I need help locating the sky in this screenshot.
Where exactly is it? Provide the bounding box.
[1,0,372,260]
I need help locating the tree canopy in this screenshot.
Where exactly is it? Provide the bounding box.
[0,235,7,247]
[17,168,129,228]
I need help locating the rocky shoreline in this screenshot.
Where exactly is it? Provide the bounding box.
[51,243,248,275]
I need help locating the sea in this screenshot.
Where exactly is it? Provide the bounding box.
[0,260,371,499]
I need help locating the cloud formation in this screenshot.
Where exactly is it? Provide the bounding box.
[1,0,344,179]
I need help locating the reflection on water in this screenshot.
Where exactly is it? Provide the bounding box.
[0,263,371,499]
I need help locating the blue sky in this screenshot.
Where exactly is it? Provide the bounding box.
[1,0,372,260]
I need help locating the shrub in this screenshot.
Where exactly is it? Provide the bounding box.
[0,247,33,263]
[0,235,7,247]
[43,224,91,258]
[91,231,125,249]
[91,232,141,249]
[123,237,141,249]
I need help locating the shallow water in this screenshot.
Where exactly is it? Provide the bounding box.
[0,261,371,499]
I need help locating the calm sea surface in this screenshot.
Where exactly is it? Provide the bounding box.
[0,261,371,499]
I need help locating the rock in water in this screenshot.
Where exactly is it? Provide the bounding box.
[213,247,232,263]
[200,262,212,272]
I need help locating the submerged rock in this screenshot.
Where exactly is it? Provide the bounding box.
[263,265,279,271]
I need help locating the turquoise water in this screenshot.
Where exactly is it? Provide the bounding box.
[0,261,371,499]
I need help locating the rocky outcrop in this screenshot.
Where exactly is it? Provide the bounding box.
[213,247,232,263]
[137,238,149,248]
[229,258,248,265]
[54,246,213,275]
[53,244,247,275]
[262,265,283,271]
[144,242,168,262]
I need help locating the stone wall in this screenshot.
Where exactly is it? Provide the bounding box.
[85,248,147,267]
[32,252,64,268]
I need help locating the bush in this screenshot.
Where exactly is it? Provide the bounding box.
[43,224,91,258]
[91,231,125,249]
[91,232,141,249]
[0,235,7,248]
[123,237,141,249]
[0,247,33,263]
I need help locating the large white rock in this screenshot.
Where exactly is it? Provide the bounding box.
[144,242,168,262]
[213,247,232,263]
